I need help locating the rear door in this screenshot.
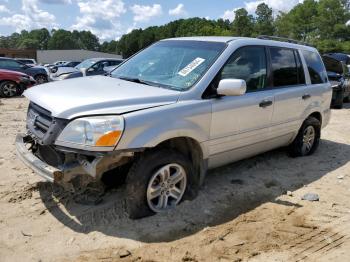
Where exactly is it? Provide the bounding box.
[268,47,309,140]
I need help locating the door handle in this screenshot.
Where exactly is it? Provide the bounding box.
[302,94,311,100]
[259,100,273,108]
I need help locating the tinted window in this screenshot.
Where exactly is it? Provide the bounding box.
[109,60,122,66]
[0,59,22,69]
[270,47,299,87]
[322,56,343,74]
[220,46,267,92]
[302,50,327,84]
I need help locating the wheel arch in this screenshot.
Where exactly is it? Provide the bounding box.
[151,136,207,189]
[308,111,322,125]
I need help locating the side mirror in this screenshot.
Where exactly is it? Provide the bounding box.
[217,79,247,96]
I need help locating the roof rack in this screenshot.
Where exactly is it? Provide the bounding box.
[256,35,313,47]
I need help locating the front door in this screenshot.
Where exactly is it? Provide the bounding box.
[209,46,274,167]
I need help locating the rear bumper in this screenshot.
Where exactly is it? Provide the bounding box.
[15,134,60,182]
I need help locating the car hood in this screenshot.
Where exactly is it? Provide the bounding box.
[24,75,180,119]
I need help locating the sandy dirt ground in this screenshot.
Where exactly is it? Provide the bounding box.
[0,97,350,262]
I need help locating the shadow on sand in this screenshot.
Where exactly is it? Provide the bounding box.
[38,139,350,243]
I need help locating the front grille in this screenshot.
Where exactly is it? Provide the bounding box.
[27,102,53,139]
[26,102,69,146]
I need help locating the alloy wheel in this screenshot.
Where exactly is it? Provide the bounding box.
[302,125,315,155]
[35,75,47,84]
[2,83,17,97]
[147,163,187,212]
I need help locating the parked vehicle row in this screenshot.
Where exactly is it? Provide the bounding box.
[0,57,124,97]
[16,36,332,219]
[50,58,123,81]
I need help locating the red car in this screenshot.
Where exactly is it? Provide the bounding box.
[0,69,36,98]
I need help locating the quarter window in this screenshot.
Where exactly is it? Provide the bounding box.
[270,47,299,87]
[302,50,327,84]
[220,46,267,92]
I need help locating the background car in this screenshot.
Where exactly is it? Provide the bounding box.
[103,61,124,75]
[44,61,68,67]
[50,61,81,74]
[0,58,48,84]
[15,58,37,66]
[0,69,36,97]
[52,58,124,80]
[324,53,350,70]
[323,55,350,108]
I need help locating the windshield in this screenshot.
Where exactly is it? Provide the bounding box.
[75,59,97,69]
[111,40,226,91]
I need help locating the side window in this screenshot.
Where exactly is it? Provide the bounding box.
[0,60,22,69]
[270,47,299,87]
[302,50,327,84]
[109,61,122,66]
[91,61,105,71]
[220,46,267,92]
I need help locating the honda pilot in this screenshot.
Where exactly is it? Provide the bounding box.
[16,37,332,218]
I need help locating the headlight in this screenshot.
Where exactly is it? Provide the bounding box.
[55,116,124,150]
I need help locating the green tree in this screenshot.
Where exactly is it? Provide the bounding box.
[231,8,254,37]
[275,0,319,41]
[255,3,274,36]
[47,29,79,49]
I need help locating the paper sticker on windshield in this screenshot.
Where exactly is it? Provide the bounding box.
[178,57,205,77]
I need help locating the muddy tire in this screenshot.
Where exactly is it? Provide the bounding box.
[288,116,321,157]
[126,149,195,219]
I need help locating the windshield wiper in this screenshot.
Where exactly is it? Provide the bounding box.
[118,76,156,87]
[117,76,178,91]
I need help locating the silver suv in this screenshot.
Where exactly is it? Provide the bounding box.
[16,37,332,218]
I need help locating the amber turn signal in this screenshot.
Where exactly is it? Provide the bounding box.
[95,130,122,147]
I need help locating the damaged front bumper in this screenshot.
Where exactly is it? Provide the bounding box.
[15,133,134,184]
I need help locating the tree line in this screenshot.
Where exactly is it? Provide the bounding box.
[0,0,349,57]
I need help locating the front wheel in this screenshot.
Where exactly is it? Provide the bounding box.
[288,116,321,157]
[0,81,19,97]
[126,149,194,219]
[34,74,48,84]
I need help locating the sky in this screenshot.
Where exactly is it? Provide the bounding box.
[0,0,305,41]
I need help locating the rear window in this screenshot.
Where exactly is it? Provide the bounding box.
[323,56,344,74]
[270,47,302,87]
[302,50,327,84]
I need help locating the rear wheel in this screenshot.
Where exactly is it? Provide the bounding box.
[0,81,19,98]
[288,116,321,157]
[34,74,48,84]
[126,149,194,219]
